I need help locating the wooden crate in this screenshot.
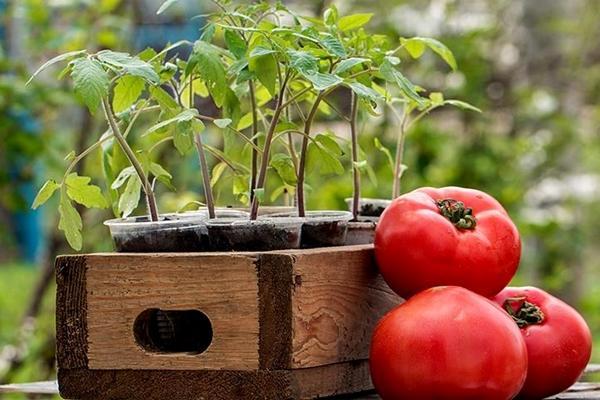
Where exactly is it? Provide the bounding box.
[55,244,401,400]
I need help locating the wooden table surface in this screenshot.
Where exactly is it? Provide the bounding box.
[1,366,598,399]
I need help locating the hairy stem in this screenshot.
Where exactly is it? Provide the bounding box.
[249,72,291,220]
[350,92,360,221]
[296,91,324,217]
[190,74,215,219]
[249,80,259,203]
[392,106,409,199]
[102,98,159,221]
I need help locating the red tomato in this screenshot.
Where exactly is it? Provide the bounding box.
[492,287,592,400]
[370,286,528,400]
[374,186,521,298]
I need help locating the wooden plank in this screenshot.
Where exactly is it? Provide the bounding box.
[56,255,88,369]
[257,253,294,369]
[57,368,295,400]
[85,254,261,370]
[292,360,373,399]
[290,246,401,368]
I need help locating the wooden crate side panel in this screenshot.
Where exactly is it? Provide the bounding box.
[56,255,88,369]
[290,246,402,368]
[58,368,295,400]
[257,254,294,369]
[85,254,261,370]
[292,360,373,399]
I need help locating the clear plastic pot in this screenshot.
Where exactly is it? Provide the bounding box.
[270,210,353,249]
[206,217,303,251]
[345,197,391,218]
[344,219,377,245]
[104,213,206,253]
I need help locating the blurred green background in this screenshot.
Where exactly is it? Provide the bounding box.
[1,0,600,397]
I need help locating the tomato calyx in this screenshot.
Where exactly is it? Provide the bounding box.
[503,296,545,328]
[436,198,477,230]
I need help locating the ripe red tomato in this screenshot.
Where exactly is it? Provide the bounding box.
[492,287,592,400]
[370,286,528,400]
[374,186,521,298]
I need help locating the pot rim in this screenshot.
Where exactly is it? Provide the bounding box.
[104,213,205,229]
[269,210,353,221]
[205,216,304,227]
[344,197,392,205]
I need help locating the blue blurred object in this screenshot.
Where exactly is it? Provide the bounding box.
[1,0,45,264]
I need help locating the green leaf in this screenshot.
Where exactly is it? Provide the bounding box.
[65,173,108,209]
[379,60,424,106]
[347,82,382,101]
[249,53,278,96]
[401,37,457,70]
[70,57,109,113]
[113,75,145,113]
[111,166,136,189]
[287,50,319,76]
[96,50,160,83]
[338,13,373,31]
[249,46,276,59]
[59,194,83,251]
[224,30,247,59]
[305,72,343,91]
[187,41,228,106]
[174,120,195,155]
[270,153,297,185]
[444,99,482,113]
[146,109,198,135]
[307,134,344,175]
[401,38,426,58]
[429,91,444,106]
[374,137,394,171]
[333,57,369,75]
[149,162,174,189]
[150,86,179,110]
[322,34,347,58]
[323,5,338,26]
[214,118,232,128]
[211,162,228,187]
[237,112,254,130]
[32,180,60,209]
[118,175,142,218]
[157,0,179,14]
[27,50,86,86]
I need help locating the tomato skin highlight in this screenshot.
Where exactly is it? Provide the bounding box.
[492,287,592,400]
[370,286,528,400]
[374,186,521,298]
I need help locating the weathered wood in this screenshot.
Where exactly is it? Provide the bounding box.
[290,247,399,368]
[58,361,372,400]
[55,255,88,369]
[55,245,402,399]
[85,253,261,370]
[293,360,372,399]
[257,253,294,369]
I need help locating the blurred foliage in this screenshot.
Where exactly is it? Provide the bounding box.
[1,0,600,390]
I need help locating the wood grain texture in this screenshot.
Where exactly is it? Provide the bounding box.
[55,255,88,369]
[290,246,402,368]
[58,368,295,400]
[257,253,294,369]
[293,360,373,399]
[85,253,261,370]
[57,361,372,400]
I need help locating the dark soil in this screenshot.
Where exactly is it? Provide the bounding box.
[206,222,301,251]
[301,219,348,248]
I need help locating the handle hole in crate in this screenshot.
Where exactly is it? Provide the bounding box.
[133,308,213,354]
